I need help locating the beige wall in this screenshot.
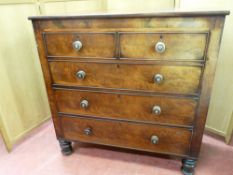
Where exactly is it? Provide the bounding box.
[40,0,106,15]
[39,0,174,15]
[0,3,51,150]
[105,0,174,12]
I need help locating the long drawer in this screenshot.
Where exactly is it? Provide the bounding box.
[55,89,197,126]
[50,61,203,95]
[60,116,192,155]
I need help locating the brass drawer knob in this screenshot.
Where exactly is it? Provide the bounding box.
[72,40,82,51]
[154,74,164,84]
[155,41,166,53]
[152,106,161,115]
[80,99,89,109]
[76,70,86,80]
[84,127,92,135]
[151,135,159,144]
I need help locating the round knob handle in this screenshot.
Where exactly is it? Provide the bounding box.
[80,99,89,109]
[151,135,159,144]
[84,127,92,135]
[76,70,86,80]
[152,106,161,115]
[154,74,164,84]
[72,40,82,51]
[155,41,166,53]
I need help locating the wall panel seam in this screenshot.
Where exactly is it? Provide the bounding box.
[0,0,85,5]
[0,1,37,5]
[10,116,51,150]
[205,125,226,137]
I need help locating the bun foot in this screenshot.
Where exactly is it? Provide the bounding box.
[181,159,197,175]
[58,139,73,155]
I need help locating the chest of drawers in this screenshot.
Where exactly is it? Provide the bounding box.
[29,11,229,175]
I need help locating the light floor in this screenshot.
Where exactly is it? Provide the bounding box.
[0,120,233,175]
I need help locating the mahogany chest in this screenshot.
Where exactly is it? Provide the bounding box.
[29,11,229,175]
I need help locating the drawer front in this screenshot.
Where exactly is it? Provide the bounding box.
[50,62,202,95]
[119,32,208,60]
[55,89,197,126]
[44,32,117,58]
[61,116,192,155]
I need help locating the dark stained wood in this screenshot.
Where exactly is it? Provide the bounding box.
[55,89,197,126]
[30,11,228,172]
[28,11,230,20]
[31,17,220,33]
[31,22,63,138]
[49,61,203,95]
[119,32,209,60]
[33,17,216,31]
[60,116,192,156]
[58,139,73,155]
[189,17,227,157]
[44,32,117,58]
[181,159,197,175]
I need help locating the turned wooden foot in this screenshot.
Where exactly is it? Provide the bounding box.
[181,159,197,175]
[58,139,73,155]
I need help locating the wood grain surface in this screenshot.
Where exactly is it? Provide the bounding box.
[30,12,228,160]
[55,89,198,126]
[49,61,203,95]
[119,32,208,60]
[61,115,192,156]
[44,32,117,58]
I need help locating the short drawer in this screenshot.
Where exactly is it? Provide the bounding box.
[61,116,192,155]
[50,61,202,95]
[119,32,209,60]
[55,89,197,126]
[44,32,117,58]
